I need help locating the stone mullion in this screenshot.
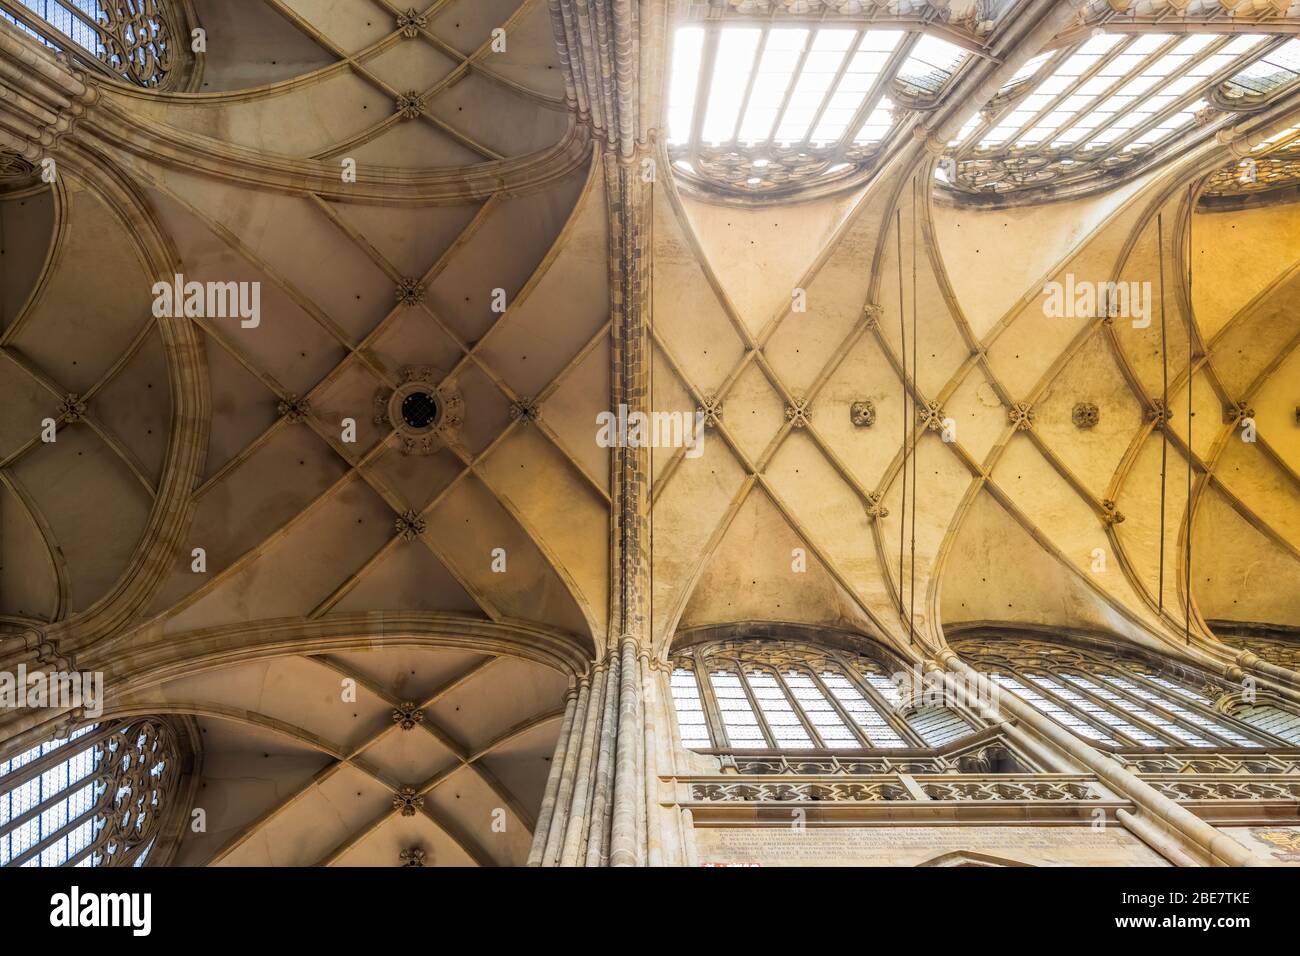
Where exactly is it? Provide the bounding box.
[804,664,874,749]
[0,3,111,83]
[948,45,1071,154]
[1101,667,1260,749]
[956,35,1138,160]
[1096,36,1282,166]
[803,28,865,148]
[1013,667,1150,748]
[934,654,1269,866]
[1061,666,1211,747]
[767,665,828,749]
[691,652,728,750]
[728,26,770,144]
[838,657,927,748]
[0,722,118,793]
[1035,667,1189,747]
[7,801,102,869]
[762,26,815,146]
[728,658,778,749]
[831,33,913,165]
[688,26,720,168]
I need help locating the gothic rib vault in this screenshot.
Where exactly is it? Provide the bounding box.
[0,0,1299,868]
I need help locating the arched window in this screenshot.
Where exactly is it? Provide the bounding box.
[0,717,186,867]
[955,637,1295,750]
[1215,38,1300,107]
[665,22,969,196]
[0,0,189,88]
[670,640,976,752]
[942,32,1297,200]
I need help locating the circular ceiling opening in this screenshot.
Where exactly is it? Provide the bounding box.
[400,391,440,429]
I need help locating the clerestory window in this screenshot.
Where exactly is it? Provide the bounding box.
[942,32,1300,200]
[670,640,976,752]
[666,23,969,196]
[957,638,1299,750]
[1217,37,1300,104]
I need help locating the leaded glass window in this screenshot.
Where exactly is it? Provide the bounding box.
[1218,38,1300,102]
[0,717,184,867]
[957,638,1295,750]
[669,640,975,752]
[943,31,1299,199]
[666,22,966,195]
[0,0,185,88]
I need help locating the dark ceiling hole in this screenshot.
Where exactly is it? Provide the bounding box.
[401,391,440,429]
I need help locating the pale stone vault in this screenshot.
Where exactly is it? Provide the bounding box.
[1,0,1300,868]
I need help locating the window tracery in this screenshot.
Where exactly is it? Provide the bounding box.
[941,32,1291,201]
[666,22,969,196]
[955,637,1298,750]
[1081,0,1300,26]
[718,0,1007,34]
[1201,123,1300,206]
[1214,38,1300,107]
[670,640,976,751]
[0,0,188,88]
[667,14,1300,203]
[0,717,187,867]
[1211,627,1300,670]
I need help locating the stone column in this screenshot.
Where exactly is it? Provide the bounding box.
[606,149,653,866]
[527,146,655,866]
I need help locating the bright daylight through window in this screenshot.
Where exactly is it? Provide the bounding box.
[667,23,968,195]
[945,31,1300,196]
[667,19,1300,202]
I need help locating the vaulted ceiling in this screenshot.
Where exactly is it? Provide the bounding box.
[1,0,1298,864]
[652,154,1300,665]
